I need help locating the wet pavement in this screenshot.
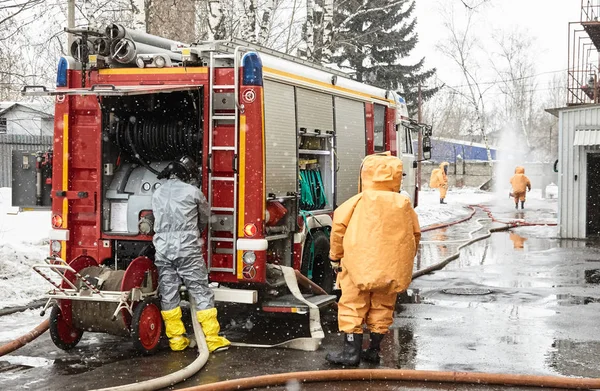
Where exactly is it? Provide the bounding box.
[2,197,600,390]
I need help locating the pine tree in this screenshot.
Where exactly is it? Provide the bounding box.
[330,0,437,115]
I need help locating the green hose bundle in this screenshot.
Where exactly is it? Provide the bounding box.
[299,169,327,210]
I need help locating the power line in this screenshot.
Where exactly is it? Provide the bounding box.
[439,68,567,90]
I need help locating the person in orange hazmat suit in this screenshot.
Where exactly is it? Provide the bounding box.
[429,162,450,204]
[325,153,421,366]
[510,166,531,210]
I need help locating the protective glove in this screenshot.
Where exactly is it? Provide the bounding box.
[330,258,341,273]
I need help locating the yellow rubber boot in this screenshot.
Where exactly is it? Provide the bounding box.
[196,308,231,353]
[161,307,190,351]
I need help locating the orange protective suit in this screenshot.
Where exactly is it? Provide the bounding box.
[330,153,421,334]
[429,162,449,199]
[510,166,531,203]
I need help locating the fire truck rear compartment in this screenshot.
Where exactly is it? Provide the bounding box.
[100,90,203,237]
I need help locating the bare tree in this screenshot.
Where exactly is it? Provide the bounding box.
[490,29,537,149]
[436,1,493,162]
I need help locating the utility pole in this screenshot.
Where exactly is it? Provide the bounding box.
[67,0,75,48]
[417,84,423,191]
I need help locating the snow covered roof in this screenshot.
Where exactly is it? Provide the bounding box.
[0,101,54,118]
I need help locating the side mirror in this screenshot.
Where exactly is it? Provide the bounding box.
[422,135,432,160]
[553,159,558,173]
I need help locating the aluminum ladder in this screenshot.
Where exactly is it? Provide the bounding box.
[206,49,240,274]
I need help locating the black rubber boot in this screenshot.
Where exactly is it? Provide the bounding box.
[361,333,385,363]
[325,333,363,366]
[521,201,525,209]
[440,198,447,204]
[515,203,518,210]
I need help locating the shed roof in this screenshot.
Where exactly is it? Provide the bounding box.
[573,129,600,146]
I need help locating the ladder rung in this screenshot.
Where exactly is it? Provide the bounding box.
[211,146,236,151]
[213,115,236,121]
[213,85,235,90]
[211,207,235,212]
[210,237,235,242]
[214,54,235,59]
[211,176,235,181]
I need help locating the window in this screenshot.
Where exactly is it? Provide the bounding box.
[0,118,6,134]
[373,104,386,152]
[397,124,414,155]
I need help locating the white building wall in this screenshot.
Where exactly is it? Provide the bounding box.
[558,105,600,238]
[2,106,53,136]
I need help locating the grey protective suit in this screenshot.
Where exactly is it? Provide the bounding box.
[152,177,214,311]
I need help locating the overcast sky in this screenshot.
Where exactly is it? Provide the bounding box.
[412,0,581,89]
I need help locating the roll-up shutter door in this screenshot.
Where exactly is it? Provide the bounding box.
[296,88,334,133]
[335,97,366,204]
[263,80,297,196]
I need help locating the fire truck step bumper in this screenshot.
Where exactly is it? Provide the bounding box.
[261,293,337,314]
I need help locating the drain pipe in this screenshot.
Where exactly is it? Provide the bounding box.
[0,319,49,357]
[177,368,600,390]
[92,297,209,391]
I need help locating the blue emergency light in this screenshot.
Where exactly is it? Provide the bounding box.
[56,57,68,87]
[242,52,263,86]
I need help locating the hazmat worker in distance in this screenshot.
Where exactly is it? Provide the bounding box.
[510,166,532,210]
[326,153,421,366]
[152,156,230,352]
[429,162,450,204]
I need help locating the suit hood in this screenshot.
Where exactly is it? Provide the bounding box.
[360,153,403,192]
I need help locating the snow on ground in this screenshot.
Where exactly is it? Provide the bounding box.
[415,187,494,228]
[0,188,51,310]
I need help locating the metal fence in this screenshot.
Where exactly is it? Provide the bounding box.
[0,134,52,187]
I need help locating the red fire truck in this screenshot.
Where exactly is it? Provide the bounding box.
[18,26,425,352]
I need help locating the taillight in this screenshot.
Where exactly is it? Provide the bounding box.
[243,223,257,237]
[51,214,63,228]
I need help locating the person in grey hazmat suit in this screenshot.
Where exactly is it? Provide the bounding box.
[152,156,230,352]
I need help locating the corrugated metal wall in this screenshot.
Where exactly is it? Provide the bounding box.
[0,134,52,187]
[558,105,600,239]
[334,97,365,204]
[263,80,298,196]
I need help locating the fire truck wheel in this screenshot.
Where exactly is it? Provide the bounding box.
[131,297,163,355]
[301,230,334,294]
[49,304,83,351]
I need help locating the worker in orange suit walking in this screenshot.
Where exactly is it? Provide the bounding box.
[429,162,450,204]
[510,166,532,210]
[326,153,421,366]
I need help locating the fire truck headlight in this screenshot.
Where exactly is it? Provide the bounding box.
[243,251,256,265]
[56,57,68,87]
[51,240,62,253]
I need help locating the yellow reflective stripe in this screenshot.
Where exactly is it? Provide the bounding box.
[263,66,395,104]
[61,114,69,260]
[98,67,208,75]
[237,115,247,279]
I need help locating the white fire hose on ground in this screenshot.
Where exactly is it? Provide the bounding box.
[93,296,209,391]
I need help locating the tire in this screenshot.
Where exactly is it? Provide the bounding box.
[131,297,163,355]
[49,304,83,351]
[301,230,334,294]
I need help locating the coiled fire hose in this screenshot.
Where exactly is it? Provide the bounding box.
[92,296,209,391]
